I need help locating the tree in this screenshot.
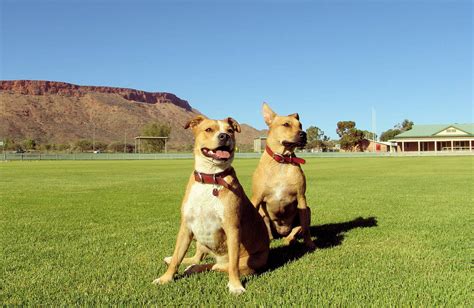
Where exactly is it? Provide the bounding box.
[380,129,401,142]
[22,139,37,151]
[4,138,19,151]
[75,139,93,152]
[397,119,414,131]
[336,121,356,138]
[380,119,414,142]
[336,121,366,151]
[94,141,108,152]
[306,126,319,144]
[306,126,325,150]
[362,130,377,141]
[108,142,134,153]
[140,122,171,153]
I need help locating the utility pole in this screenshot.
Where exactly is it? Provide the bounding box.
[371,107,377,152]
[92,122,96,152]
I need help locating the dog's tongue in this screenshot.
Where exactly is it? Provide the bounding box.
[215,150,230,159]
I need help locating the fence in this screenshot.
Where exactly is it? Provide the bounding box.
[2,150,473,161]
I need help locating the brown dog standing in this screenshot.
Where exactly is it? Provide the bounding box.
[153,115,269,295]
[251,103,316,249]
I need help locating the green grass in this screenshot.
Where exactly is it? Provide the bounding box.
[1,157,472,305]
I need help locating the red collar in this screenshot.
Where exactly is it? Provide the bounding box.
[193,168,234,196]
[265,146,306,165]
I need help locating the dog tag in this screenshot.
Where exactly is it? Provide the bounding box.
[212,188,219,197]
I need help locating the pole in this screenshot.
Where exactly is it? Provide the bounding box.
[92,122,96,152]
[371,107,376,152]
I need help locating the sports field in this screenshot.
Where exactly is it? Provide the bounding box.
[1,157,471,305]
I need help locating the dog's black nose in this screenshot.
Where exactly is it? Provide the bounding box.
[218,133,230,141]
[299,131,307,138]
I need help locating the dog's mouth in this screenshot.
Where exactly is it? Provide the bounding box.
[201,146,233,161]
[282,139,307,149]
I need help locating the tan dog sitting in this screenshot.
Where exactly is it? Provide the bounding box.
[153,115,269,295]
[251,103,316,250]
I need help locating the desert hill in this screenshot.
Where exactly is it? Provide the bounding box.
[0,80,264,151]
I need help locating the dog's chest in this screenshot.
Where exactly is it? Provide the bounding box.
[266,179,297,205]
[183,183,225,250]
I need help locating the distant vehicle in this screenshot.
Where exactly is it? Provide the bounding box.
[14,149,25,154]
[93,150,101,154]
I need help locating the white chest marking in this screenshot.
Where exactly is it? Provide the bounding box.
[183,183,225,250]
[273,183,285,200]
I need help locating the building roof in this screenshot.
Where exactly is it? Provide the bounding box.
[393,123,474,139]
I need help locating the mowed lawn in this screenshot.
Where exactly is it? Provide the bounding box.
[1,157,472,305]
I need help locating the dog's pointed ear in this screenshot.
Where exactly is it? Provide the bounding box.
[184,115,207,129]
[262,102,276,126]
[288,113,299,120]
[227,117,241,133]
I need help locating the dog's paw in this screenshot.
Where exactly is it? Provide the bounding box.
[152,275,173,285]
[163,256,172,264]
[183,264,198,276]
[227,282,246,295]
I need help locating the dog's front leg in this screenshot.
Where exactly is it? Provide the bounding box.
[250,193,263,211]
[297,194,316,250]
[223,223,245,295]
[153,220,193,285]
[251,193,273,240]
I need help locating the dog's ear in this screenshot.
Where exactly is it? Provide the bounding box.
[288,113,299,120]
[262,102,276,126]
[227,117,241,133]
[184,115,207,129]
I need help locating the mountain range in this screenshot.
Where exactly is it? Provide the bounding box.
[0,80,265,151]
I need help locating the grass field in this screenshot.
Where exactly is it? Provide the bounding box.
[1,157,472,305]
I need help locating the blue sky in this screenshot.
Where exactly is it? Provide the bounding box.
[1,0,472,138]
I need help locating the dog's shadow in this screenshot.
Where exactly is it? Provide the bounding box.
[263,216,378,273]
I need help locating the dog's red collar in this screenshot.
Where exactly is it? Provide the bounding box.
[193,168,234,196]
[265,146,306,165]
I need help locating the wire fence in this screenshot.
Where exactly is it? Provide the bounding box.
[1,150,473,161]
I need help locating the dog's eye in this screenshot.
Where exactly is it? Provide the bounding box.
[205,128,213,132]
[227,128,234,134]
[283,123,290,127]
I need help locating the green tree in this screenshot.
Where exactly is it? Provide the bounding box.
[362,130,377,141]
[337,121,366,151]
[140,122,172,153]
[4,138,19,151]
[380,129,401,142]
[336,121,356,138]
[397,119,414,131]
[75,139,93,152]
[94,141,108,152]
[22,139,37,151]
[108,142,134,153]
[55,144,71,152]
[380,119,414,142]
[306,126,325,150]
